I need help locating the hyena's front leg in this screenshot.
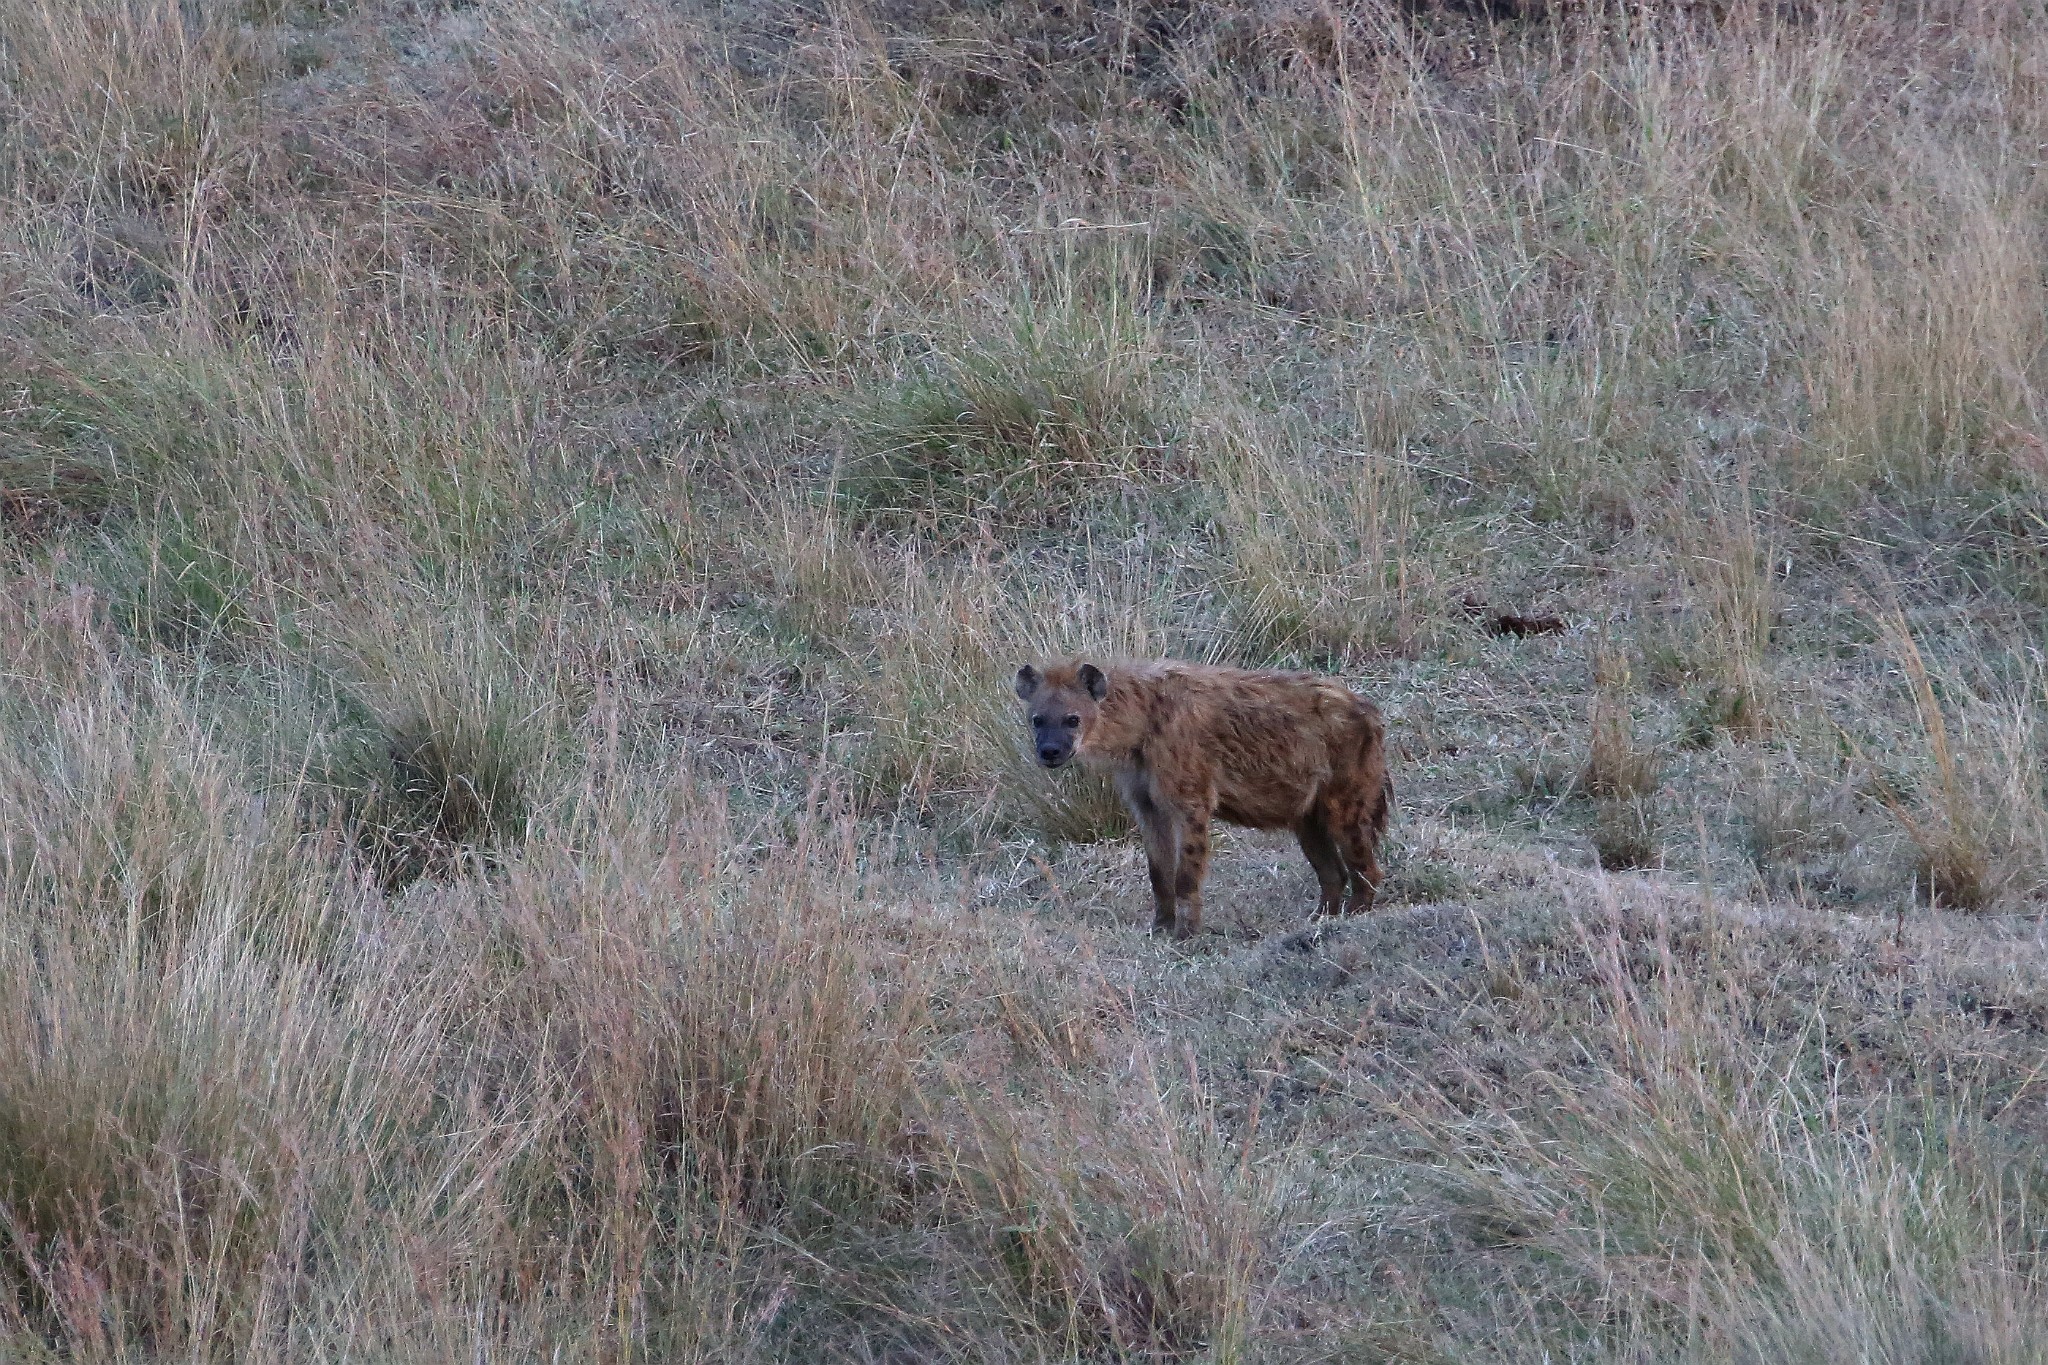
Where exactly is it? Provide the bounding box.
[1171,806,1214,939]
[1119,773,1180,933]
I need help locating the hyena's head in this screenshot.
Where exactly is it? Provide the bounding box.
[1013,661,1108,769]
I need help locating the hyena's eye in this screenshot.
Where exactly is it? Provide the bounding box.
[1062,714,1080,728]
[1030,715,1045,726]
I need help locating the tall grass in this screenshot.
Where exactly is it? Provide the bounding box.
[1,0,267,209]
[841,304,1164,538]
[1402,904,2048,1360]
[1862,613,2048,911]
[0,641,1277,1355]
[1678,470,1777,741]
[1207,406,1425,665]
[839,553,1157,841]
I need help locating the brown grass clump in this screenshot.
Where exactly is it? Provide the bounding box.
[1582,653,1663,869]
[1861,612,2048,911]
[1591,795,1659,871]
[1583,653,1661,803]
[1678,470,1777,742]
[2,0,269,207]
[1892,659,1999,912]
[1206,404,1427,665]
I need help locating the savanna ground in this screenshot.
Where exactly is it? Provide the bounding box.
[7,0,2048,1359]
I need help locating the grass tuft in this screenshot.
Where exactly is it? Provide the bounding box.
[1591,796,1659,871]
[1865,612,2046,911]
[1582,654,1660,803]
[317,597,556,887]
[1736,753,1868,901]
[1678,471,1777,742]
[1207,407,1426,666]
[840,306,1162,537]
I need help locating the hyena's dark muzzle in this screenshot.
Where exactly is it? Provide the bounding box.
[1032,724,1074,767]
[1028,714,1080,768]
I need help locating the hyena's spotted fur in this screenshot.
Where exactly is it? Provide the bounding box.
[1016,659,1391,939]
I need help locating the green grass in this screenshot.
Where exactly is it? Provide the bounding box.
[839,305,1164,538]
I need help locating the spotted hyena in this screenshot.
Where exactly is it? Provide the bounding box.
[1014,659,1391,938]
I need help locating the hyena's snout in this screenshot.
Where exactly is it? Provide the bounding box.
[1028,715,1081,768]
[1032,724,1076,767]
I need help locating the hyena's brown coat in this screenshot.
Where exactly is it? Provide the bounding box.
[1015,659,1391,939]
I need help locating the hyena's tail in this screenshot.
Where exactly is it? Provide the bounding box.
[1353,697,1393,837]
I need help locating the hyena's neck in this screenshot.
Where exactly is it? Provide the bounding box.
[1078,680,1155,764]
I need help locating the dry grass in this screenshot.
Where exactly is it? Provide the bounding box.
[840,304,1166,538]
[9,0,2048,1357]
[1678,469,1777,742]
[1397,898,2048,1361]
[1734,749,1872,901]
[1583,650,1662,808]
[1207,403,1428,665]
[1862,611,2048,912]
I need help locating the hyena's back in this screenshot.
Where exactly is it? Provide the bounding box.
[1093,663,1388,830]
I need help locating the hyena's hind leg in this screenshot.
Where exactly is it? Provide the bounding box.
[1322,781,1388,916]
[1296,813,1349,919]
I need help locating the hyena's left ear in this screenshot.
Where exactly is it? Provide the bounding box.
[1077,662,1108,700]
[1014,664,1042,700]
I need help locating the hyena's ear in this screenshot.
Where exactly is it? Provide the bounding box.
[1014,664,1042,700]
[1077,662,1108,700]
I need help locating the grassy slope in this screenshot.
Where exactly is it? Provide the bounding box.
[6,0,2048,1359]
